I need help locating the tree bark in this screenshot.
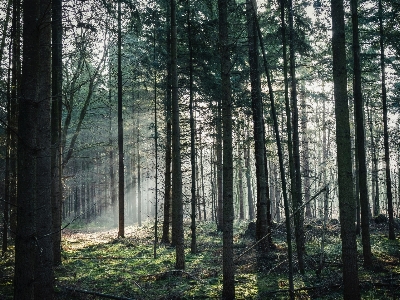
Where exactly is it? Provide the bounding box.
[246,0,269,252]
[51,0,63,266]
[117,0,125,238]
[379,0,395,240]
[218,0,234,297]
[331,0,361,297]
[171,0,185,270]
[350,0,372,267]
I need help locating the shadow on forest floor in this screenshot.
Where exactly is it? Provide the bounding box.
[1,218,400,299]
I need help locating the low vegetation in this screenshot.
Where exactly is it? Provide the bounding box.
[1,218,399,299]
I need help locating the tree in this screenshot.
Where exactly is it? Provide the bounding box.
[117,0,125,238]
[51,0,63,266]
[14,0,54,297]
[379,0,395,240]
[170,0,185,270]
[218,0,234,297]
[288,0,305,274]
[331,0,361,298]
[350,0,372,267]
[246,0,269,252]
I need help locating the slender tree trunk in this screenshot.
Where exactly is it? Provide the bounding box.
[301,94,311,219]
[351,0,372,267]
[137,122,142,227]
[379,0,395,240]
[162,0,172,244]
[171,0,185,270]
[51,0,63,266]
[288,0,305,274]
[331,0,361,297]
[252,0,294,295]
[2,56,11,255]
[153,27,159,258]
[219,0,234,297]
[187,0,197,254]
[246,0,269,252]
[216,97,223,231]
[9,0,21,239]
[117,0,125,238]
[238,145,244,220]
[244,136,254,220]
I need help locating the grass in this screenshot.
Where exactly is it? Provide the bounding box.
[1,218,399,299]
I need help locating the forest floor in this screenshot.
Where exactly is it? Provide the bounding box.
[1,217,400,299]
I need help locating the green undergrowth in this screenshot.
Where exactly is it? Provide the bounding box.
[1,219,399,299]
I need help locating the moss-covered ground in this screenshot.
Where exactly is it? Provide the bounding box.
[1,218,399,299]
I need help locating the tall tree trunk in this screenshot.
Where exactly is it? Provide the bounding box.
[170,0,185,270]
[331,0,361,297]
[162,0,172,244]
[117,0,125,238]
[153,26,159,257]
[2,54,12,255]
[379,0,395,240]
[301,93,311,219]
[219,0,234,297]
[288,0,305,274]
[187,0,197,254]
[238,144,244,220]
[9,0,21,239]
[350,0,372,267]
[137,121,142,227]
[15,0,54,296]
[216,97,223,231]
[244,132,254,220]
[51,0,63,266]
[246,0,269,252]
[251,0,294,295]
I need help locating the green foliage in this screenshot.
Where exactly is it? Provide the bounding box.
[2,220,399,299]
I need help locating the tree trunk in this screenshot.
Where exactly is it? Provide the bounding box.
[218,0,234,297]
[244,135,254,220]
[331,0,361,297]
[117,0,125,238]
[350,0,372,267]
[170,0,185,270]
[246,0,269,252]
[162,0,172,244]
[379,0,395,240]
[301,93,311,219]
[252,0,294,295]
[288,0,305,274]
[187,0,197,254]
[51,0,63,266]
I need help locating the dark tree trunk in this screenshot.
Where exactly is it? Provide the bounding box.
[252,0,294,295]
[51,0,63,266]
[187,0,197,254]
[171,0,185,270]
[244,138,254,220]
[117,0,125,238]
[379,0,395,240]
[246,0,269,252]
[331,0,361,297]
[216,97,223,231]
[351,0,372,267]
[219,0,234,297]
[288,0,305,274]
[162,0,172,244]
